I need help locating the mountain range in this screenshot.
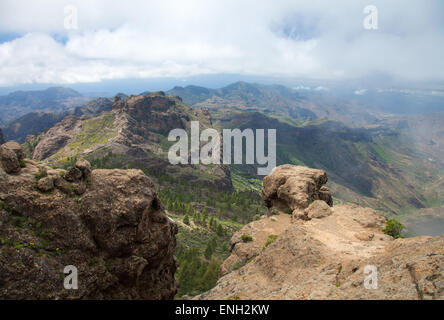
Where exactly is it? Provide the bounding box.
[0,87,91,126]
[1,82,443,237]
[0,81,443,299]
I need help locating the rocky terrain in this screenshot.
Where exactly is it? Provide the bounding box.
[28,92,232,190]
[198,165,443,300]
[2,84,442,227]
[0,142,177,299]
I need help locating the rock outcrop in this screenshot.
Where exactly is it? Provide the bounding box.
[262,165,333,218]
[0,142,177,299]
[0,141,25,174]
[199,165,443,300]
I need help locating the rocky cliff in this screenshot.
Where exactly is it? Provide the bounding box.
[199,165,443,300]
[0,142,177,299]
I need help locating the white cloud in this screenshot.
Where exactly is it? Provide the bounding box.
[294,86,311,90]
[354,89,368,95]
[0,0,443,86]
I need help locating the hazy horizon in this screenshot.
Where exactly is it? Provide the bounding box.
[1,0,443,91]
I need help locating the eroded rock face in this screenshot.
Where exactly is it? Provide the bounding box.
[0,143,177,299]
[261,165,333,217]
[199,165,443,300]
[32,115,82,161]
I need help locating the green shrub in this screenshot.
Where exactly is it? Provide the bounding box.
[19,159,27,168]
[241,234,253,242]
[183,214,190,225]
[264,234,278,249]
[13,217,26,228]
[232,261,244,270]
[34,168,47,181]
[0,201,13,214]
[382,218,405,239]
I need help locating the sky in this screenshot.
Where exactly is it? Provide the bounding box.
[0,0,443,88]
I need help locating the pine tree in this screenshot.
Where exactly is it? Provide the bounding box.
[217,208,222,219]
[199,259,220,291]
[204,242,213,259]
[216,223,224,236]
[202,208,208,222]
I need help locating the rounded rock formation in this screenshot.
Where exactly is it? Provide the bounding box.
[0,145,21,174]
[261,164,333,219]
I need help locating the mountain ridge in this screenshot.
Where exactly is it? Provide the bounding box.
[0,87,91,126]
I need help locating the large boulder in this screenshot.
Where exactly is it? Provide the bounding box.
[37,176,55,192]
[75,158,91,180]
[0,160,178,299]
[2,141,25,161]
[304,200,333,219]
[0,141,23,174]
[64,166,83,182]
[261,165,333,218]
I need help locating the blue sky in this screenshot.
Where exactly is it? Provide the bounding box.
[0,0,443,89]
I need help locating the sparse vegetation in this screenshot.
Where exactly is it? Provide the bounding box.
[241,234,253,242]
[232,261,245,270]
[382,218,405,239]
[34,168,47,181]
[264,234,278,249]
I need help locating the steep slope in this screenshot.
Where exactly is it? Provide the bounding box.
[0,87,91,125]
[2,97,114,143]
[0,142,177,299]
[2,112,66,143]
[199,165,443,300]
[30,92,233,190]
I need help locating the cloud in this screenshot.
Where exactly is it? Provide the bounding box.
[354,89,368,95]
[0,0,443,86]
[294,86,311,90]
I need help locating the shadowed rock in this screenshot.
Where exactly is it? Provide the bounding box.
[0,146,178,299]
